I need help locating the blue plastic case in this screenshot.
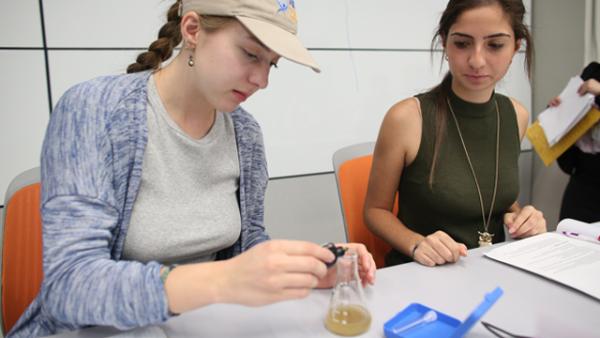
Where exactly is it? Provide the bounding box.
[383,287,503,338]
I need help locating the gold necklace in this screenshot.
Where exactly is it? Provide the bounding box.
[447,98,500,247]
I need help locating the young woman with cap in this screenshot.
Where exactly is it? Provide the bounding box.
[8,1,375,336]
[364,0,547,268]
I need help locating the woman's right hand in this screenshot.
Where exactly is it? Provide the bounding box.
[217,240,334,306]
[412,231,467,267]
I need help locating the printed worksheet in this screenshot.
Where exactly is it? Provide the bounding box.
[485,232,600,300]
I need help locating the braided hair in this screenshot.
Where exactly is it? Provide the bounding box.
[127,0,182,73]
[127,1,235,73]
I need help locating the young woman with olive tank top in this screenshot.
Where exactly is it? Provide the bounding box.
[365,0,547,267]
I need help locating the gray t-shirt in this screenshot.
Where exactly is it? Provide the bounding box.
[123,76,241,265]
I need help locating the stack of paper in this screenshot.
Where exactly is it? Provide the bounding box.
[485,225,600,300]
[526,75,600,166]
[537,76,595,146]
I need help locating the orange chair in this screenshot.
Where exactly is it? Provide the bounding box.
[333,143,397,268]
[1,167,43,335]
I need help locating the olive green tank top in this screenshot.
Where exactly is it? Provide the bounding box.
[386,90,520,266]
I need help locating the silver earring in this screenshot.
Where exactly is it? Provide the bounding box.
[188,54,194,67]
[445,55,448,61]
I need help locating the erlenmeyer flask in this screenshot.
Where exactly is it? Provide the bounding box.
[324,249,371,336]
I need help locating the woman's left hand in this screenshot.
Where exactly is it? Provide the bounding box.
[317,243,376,288]
[578,78,600,97]
[504,205,547,238]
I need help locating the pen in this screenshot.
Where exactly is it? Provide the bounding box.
[561,231,600,243]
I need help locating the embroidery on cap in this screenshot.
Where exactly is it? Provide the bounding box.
[276,0,297,24]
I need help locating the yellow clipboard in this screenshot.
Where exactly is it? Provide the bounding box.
[527,107,600,166]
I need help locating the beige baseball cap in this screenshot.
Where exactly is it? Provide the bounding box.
[181,0,320,72]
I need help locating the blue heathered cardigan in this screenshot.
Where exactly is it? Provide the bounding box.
[8,71,270,337]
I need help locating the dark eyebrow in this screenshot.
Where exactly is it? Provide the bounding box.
[450,32,512,39]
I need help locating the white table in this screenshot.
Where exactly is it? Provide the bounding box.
[47,245,600,338]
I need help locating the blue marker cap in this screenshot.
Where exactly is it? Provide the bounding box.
[450,287,504,338]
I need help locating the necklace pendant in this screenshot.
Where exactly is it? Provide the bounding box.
[478,231,494,247]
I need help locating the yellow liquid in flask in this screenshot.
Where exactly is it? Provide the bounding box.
[324,304,371,336]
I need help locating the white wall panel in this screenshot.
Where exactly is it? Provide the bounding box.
[297,0,530,49]
[0,0,43,47]
[48,50,143,103]
[41,0,530,50]
[297,0,447,49]
[246,51,532,178]
[0,51,49,196]
[43,0,170,48]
